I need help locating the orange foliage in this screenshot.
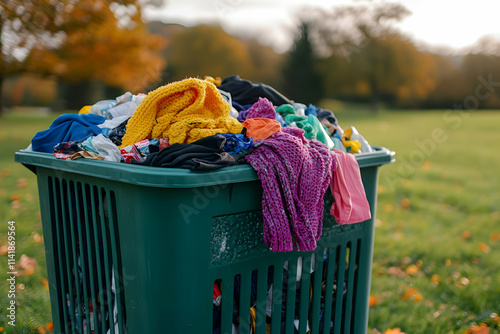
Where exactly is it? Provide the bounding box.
[479,243,490,253]
[404,264,420,276]
[369,295,379,307]
[45,321,54,331]
[400,288,423,302]
[4,0,166,93]
[384,329,405,334]
[168,25,254,82]
[465,323,490,334]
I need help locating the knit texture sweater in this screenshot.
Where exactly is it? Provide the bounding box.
[120,78,243,147]
[245,97,276,119]
[245,127,336,252]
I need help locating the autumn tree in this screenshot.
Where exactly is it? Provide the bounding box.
[309,2,435,111]
[351,33,436,109]
[282,22,323,105]
[244,39,285,92]
[455,37,500,109]
[151,22,286,93]
[423,54,466,108]
[0,0,166,113]
[460,52,500,109]
[165,24,255,83]
[318,53,367,101]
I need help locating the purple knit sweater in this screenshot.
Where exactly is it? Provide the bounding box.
[245,127,336,252]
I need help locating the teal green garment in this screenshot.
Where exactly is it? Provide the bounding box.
[331,137,346,152]
[275,104,296,117]
[284,114,334,149]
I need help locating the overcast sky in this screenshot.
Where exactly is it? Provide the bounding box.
[144,0,500,53]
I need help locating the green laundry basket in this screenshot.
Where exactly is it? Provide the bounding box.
[15,146,394,334]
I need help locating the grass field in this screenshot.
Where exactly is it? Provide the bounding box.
[0,110,62,333]
[0,107,499,333]
[337,108,500,334]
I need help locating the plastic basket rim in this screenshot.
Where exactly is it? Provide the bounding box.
[15,146,395,188]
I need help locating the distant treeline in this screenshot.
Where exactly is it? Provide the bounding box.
[4,16,500,111]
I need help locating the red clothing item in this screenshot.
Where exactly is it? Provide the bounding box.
[330,149,371,224]
[242,118,281,141]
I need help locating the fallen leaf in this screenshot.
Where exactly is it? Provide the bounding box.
[401,288,417,300]
[383,328,406,334]
[405,264,420,276]
[41,278,49,290]
[16,178,27,188]
[0,245,8,255]
[32,232,43,244]
[457,277,470,287]
[413,292,423,302]
[401,288,423,302]
[490,232,500,242]
[430,274,441,284]
[401,198,410,209]
[387,266,407,278]
[465,323,490,334]
[479,243,490,253]
[422,160,432,171]
[19,254,37,276]
[45,321,53,331]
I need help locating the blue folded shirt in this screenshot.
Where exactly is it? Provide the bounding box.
[31,114,106,153]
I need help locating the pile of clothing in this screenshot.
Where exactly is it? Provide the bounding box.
[29,75,372,252]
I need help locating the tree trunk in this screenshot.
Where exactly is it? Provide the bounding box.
[0,75,4,116]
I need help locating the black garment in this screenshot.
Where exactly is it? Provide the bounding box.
[132,134,245,171]
[106,118,129,146]
[219,75,293,107]
[53,140,85,154]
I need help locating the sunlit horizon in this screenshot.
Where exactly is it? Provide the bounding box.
[144,0,500,54]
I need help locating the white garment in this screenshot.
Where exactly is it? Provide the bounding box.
[294,103,306,117]
[91,134,122,162]
[218,89,240,119]
[98,116,130,130]
[347,126,373,153]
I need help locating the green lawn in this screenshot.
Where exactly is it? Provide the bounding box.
[337,108,500,333]
[0,109,62,333]
[0,108,499,333]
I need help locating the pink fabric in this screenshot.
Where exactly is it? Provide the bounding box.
[330,149,371,224]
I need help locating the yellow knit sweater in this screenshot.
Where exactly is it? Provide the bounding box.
[120,78,243,147]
